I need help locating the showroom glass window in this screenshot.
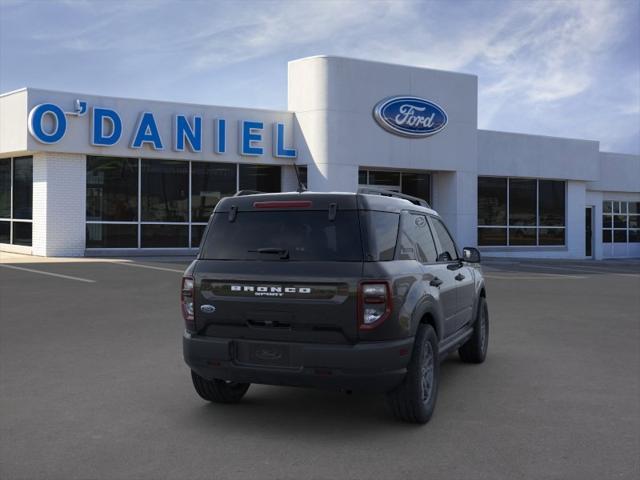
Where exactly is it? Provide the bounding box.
[86,158,282,249]
[141,159,189,222]
[86,157,138,248]
[0,156,33,246]
[140,159,189,247]
[477,177,566,246]
[191,162,237,248]
[359,169,431,204]
[602,201,640,244]
[239,165,281,192]
[477,177,507,246]
[87,157,138,222]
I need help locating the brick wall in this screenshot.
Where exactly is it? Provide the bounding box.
[32,152,86,256]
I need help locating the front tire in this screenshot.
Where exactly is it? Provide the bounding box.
[458,296,489,364]
[191,371,250,404]
[385,324,440,424]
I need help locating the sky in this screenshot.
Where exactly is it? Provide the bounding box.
[1,0,639,154]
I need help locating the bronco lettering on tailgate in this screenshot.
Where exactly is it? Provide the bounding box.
[230,285,311,297]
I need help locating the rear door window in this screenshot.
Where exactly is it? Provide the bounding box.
[398,213,438,263]
[430,217,459,261]
[201,210,363,261]
[360,211,400,261]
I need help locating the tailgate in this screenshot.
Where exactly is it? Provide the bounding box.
[194,260,363,344]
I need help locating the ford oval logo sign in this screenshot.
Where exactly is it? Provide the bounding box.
[373,96,447,138]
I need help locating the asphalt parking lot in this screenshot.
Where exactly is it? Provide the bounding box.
[1,255,639,480]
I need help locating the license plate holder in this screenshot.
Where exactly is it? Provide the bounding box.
[235,342,291,367]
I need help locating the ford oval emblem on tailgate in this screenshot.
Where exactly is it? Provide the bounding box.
[255,347,283,361]
[200,304,216,314]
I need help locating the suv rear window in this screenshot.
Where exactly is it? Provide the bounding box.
[201,210,363,261]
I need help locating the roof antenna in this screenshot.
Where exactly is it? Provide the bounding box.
[293,164,307,193]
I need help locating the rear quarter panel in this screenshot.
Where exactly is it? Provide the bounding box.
[360,260,444,341]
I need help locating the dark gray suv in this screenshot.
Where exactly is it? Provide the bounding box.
[182,189,488,423]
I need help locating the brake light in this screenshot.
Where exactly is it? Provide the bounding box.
[358,281,392,330]
[181,276,195,331]
[253,200,312,209]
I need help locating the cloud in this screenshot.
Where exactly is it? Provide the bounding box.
[478,0,623,103]
[187,0,412,71]
[0,0,638,153]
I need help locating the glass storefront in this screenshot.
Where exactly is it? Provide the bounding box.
[239,164,281,192]
[86,156,282,249]
[477,177,566,246]
[192,162,236,222]
[602,201,640,244]
[0,156,33,246]
[359,169,431,204]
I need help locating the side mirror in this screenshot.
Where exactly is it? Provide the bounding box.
[462,247,481,263]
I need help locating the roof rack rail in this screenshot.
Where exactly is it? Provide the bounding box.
[357,186,431,208]
[234,190,263,197]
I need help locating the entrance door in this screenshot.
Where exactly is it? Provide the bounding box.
[585,206,593,257]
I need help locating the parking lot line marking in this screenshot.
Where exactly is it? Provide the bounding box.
[111,261,185,273]
[511,263,636,275]
[485,273,586,280]
[0,264,96,283]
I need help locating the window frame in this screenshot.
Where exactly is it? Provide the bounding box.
[602,200,640,245]
[396,211,439,264]
[477,176,566,247]
[0,156,33,247]
[190,161,237,223]
[85,157,282,249]
[86,156,139,222]
[358,168,432,205]
[360,210,400,262]
[428,215,460,262]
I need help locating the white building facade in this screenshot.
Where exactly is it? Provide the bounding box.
[1,56,638,259]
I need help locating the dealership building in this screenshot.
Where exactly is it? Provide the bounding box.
[1,56,639,259]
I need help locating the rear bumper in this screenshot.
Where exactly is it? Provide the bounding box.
[183,333,414,393]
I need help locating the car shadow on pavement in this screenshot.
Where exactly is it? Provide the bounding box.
[179,357,470,436]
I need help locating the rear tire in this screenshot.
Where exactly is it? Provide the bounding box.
[191,371,250,404]
[385,324,439,424]
[458,296,489,364]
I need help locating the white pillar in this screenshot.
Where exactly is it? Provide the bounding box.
[565,181,586,259]
[32,152,86,257]
[432,171,477,249]
[308,162,358,192]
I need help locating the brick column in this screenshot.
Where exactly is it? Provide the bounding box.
[32,152,86,257]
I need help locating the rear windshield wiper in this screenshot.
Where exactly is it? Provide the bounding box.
[248,247,290,260]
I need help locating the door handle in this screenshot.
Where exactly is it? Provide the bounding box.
[455,273,465,281]
[429,277,443,287]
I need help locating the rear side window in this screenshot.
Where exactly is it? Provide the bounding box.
[201,210,363,261]
[430,217,459,261]
[360,211,400,261]
[398,213,438,263]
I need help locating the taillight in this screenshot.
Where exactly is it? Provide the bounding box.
[181,276,195,331]
[358,281,392,330]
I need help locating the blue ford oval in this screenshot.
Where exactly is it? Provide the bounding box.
[373,96,447,138]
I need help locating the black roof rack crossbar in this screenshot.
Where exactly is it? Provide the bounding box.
[234,190,263,197]
[357,186,431,208]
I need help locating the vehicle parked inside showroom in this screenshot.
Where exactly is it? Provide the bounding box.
[181,187,488,423]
